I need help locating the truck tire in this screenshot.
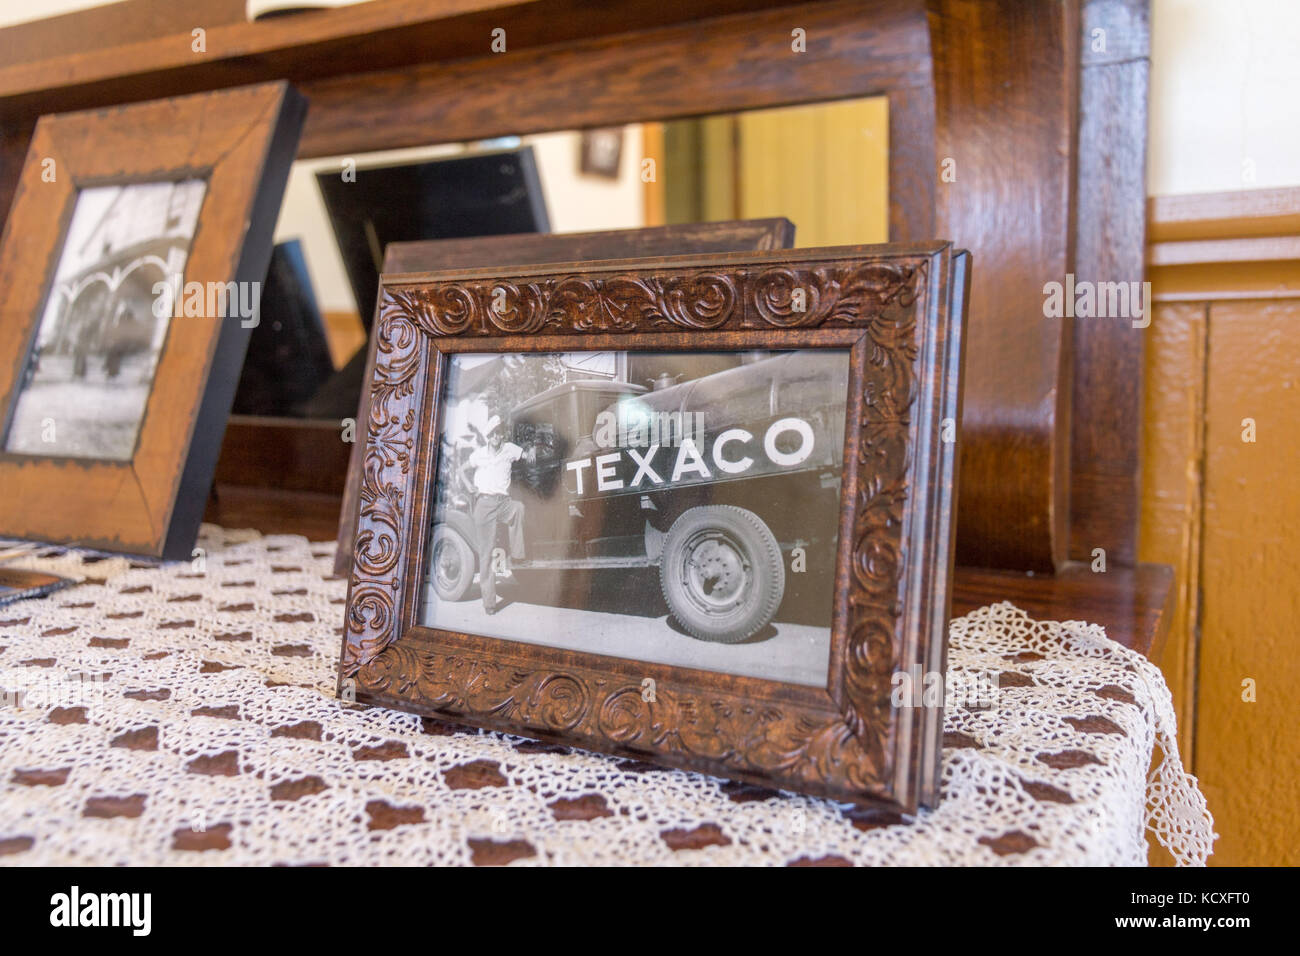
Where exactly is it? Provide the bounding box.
[659,505,785,643]
[429,523,476,602]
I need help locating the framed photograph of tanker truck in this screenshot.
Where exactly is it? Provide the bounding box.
[338,243,970,812]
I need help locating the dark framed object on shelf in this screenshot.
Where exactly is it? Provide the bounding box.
[0,82,306,559]
[338,242,969,811]
[232,239,335,417]
[315,147,551,331]
[333,217,797,576]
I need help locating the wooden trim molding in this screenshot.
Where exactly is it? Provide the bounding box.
[930,0,1079,571]
[1149,235,1300,268]
[0,0,815,121]
[1149,185,1300,303]
[0,0,246,68]
[1149,185,1300,241]
[1067,0,1151,569]
[295,1,932,160]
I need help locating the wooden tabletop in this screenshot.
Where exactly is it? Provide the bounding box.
[951,562,1174,660]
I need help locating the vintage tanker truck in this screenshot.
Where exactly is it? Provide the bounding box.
[426,350,849,643]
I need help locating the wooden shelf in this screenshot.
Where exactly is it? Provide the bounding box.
[205,485,350,545]
[951,563,1174,660]
[0,0,810,122]
[215,416,352,496]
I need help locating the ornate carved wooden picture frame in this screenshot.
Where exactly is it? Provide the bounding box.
[338,243,968,811]
[0,82,305,559]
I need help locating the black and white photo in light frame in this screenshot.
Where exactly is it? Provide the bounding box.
[420,348,850,687]
[3,179,207,461]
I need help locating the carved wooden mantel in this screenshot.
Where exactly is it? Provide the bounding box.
[0,0,1168,651]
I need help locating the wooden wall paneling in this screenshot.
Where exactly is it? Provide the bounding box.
[1197,298,1300,866]
[1147,260,1300,304]
[1144,186,1300,866]
[1068,0,1151,567]
[887,84,937,242]
[929,0,1079,571]
[1138,301,1207,761]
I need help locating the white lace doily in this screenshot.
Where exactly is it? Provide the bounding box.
[0,525,1214,866]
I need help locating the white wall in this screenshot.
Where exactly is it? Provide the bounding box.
[0,0,103,26]
[1148,0,1300,195]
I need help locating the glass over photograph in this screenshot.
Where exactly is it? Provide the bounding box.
[3,178,207,461]
[419,348,850,686]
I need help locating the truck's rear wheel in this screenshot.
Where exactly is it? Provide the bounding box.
[430,523,476,601]
[659,505,785,643]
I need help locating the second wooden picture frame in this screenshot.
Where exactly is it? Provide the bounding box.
[333,218,796,575]
[0,82,306,559]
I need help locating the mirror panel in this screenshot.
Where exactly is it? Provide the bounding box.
[254,95,888,420]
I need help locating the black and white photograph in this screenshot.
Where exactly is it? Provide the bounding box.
[3,178,206,461]
[420,348,851,686]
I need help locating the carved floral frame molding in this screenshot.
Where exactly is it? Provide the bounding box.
[336,243,965,811]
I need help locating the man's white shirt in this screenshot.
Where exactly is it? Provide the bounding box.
[468,441,523,495]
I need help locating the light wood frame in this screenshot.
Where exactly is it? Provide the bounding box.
[0,82,305,558]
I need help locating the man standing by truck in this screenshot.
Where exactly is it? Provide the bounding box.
[459,415,529,615]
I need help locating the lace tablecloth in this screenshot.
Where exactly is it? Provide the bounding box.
[0,526,1214,866]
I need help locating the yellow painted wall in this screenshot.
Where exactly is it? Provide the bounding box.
[1144,243,1300,865]
[737,97,890,248]
[1195,299,1300,865]
[1139,302,1207,761]
[662,97,889,249]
